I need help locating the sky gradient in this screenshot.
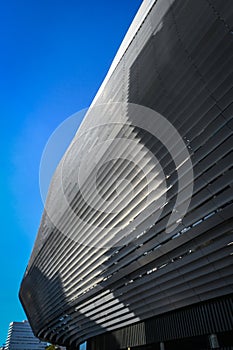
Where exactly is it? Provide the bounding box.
[0,0,142,344]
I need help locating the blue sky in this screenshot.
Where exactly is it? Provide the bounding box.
[0,0,142,345]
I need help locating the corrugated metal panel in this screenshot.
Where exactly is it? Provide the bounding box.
[87,296,233,349]
[19,0,233,347]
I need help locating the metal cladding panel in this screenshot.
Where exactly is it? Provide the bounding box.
[86,296,233,349]
[19,0,233,348]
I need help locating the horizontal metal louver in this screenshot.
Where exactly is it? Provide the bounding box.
[19,0,233,348]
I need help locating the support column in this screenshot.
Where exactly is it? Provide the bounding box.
[160,342,165,350]
[209,334,219,349]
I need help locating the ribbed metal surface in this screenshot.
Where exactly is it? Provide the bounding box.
[20,0,233,348]
[86,295,233,349]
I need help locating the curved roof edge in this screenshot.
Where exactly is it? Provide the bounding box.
[90,0,156,107]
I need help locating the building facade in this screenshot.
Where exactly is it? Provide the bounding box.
[20,0,233,349]
[5,321,47,350]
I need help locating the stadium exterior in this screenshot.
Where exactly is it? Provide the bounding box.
[20,0,233,349]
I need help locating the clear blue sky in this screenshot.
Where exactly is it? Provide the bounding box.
[0,0,142,345]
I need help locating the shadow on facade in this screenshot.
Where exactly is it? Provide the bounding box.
[86,0,233,347]
[19,241,120,350]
